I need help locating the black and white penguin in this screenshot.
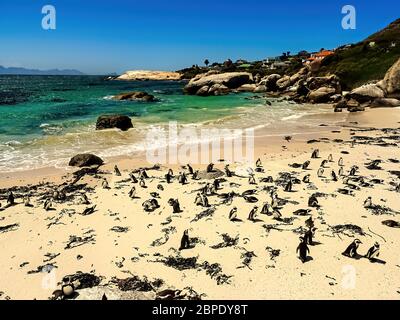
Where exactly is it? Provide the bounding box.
[343,239,362,258]
[338,157,344,166]
[302,161,310,170]
[260,202,271,215]
[328,154,333,162]
[248,174,256,185]
[308,194,319,208]
[179,230,190,250]
[229,207,238,221]
[365,242,380,261]
[284,179,293,192]
[128,186,136,198]
[139,177,146,188]
[311,149,319,159]
[317,167,324,177]
[248,206,258,221]
[338,166,344,176]
[102,179,109,189]
[114,165,121,176]
[320,160,328,168]
[129,172,138,183]
[363,196,372,208]
[194,193,203,206]
[304,227,317,245]
[187,164,194,175]
[297,236,310,263]
[302,174,310,183]
[256,158,262,168]
[331,170,338,181]
[206,163,214,173]
[224,165,233,177]
[7,191,15,205]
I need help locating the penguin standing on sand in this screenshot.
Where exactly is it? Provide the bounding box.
[363,197,372,208]
[168,198,181,213]
[328,154,333,162]
[284,178,293,192]
[365,242,381,261]
[7,191,15,205]
[194,193,203,206]
[260,202,271,215]
[338,157,344,166]
[206,163,214,173]
[179,230,190,250]
[248,174,256,185]
[331,170,338,181]
[343,239,362,258]
[248,206,258,221]
[302,161,310,170]
[297,236,310,263]
[44,198,53,211]
[317,167,324,177]
[102,179,109,189]
[192,170,199,180]
[308,194,319,208]
[229,207,238,221]
[338,166,344,176]
[139,177,146,188]
[311,149,319,159]
[304,227,317,245]
[225,165,233,177]
[187,164,194,175]
[302,174,310,183]
[114,165,121,176]
[350,165,358,176]
[128,186,136,199]
[202,194,209,207]
[320,160,328,168]
[256,158,262,168]
[165,171,173,183]
[129,172,138,183]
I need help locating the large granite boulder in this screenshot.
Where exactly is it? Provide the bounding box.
[306,75,341,93]
[349,84,385,103]
[113,91,156,102]
[69,154,104,167]
[259,74,281,91]
[117,70,182,81]
[369,98,400,108]
[96,115,133,131]
[184,72,253,95]
[307,87,337,103]
[237,84,257,92]
[208,83,230,95]
[276,75,291,90]
[377,57,400,95]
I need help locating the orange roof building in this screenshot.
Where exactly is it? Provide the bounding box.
[306,50,334,62]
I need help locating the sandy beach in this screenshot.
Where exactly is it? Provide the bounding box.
[0,107,399,300]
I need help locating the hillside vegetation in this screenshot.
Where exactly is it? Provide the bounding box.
[318,18,400,90]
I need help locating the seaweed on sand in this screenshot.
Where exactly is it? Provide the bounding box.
[237,249,257,270]
[367,204,399,215]
[330,224,365,237]
[157,256,199,271]
[191,207,216,222]
[0,223,19,234]
[64,232,96,249]
[114,275,157,292]
[199,261,232,285]
[265,246,281,261]
[62,272,101,289]
[210,234,239,249]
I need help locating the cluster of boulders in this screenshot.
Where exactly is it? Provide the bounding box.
[183,56,400,113]
[334,58,400,112]
[183,71,255,96]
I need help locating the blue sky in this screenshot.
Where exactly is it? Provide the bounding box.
[0,0,399,74]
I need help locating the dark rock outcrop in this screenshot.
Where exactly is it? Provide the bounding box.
[96,115,133,131]
[69,154,104,167]
[113,91,156,102]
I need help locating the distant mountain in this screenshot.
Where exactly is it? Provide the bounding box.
[317,18,400,89]
[0,65,85,75]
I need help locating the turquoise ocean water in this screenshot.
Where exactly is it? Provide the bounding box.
[0,75,340,171]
